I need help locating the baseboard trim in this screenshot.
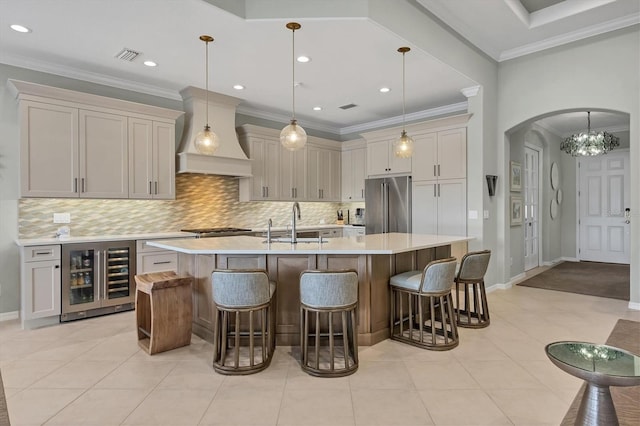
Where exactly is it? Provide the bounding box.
[628,302,640,311]
[486,282,512,293]
[0,311,19,322]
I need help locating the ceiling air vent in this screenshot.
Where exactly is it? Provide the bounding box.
[115,48,141,62]
[339,103,358,110]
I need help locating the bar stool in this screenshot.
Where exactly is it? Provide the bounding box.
[454,250,491,328]
[389,258,458,351]
[300,269,359,377]
[135,271,193,355]
[212,269,276,375]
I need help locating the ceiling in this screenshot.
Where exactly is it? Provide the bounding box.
[1,0,636,137]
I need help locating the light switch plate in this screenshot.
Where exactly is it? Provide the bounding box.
[483,210,490,219]
[468,210,478,219]
[53,213,71,223]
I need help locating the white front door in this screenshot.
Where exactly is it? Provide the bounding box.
[579,150,630,264]
[524,146,540,271]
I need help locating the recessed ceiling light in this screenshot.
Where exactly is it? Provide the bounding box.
[10,24,31,33]
[313,106,322,111]
[233,84,245,90]
[297,56,310,63]
[379,87,391,93]
[143,60,157,67]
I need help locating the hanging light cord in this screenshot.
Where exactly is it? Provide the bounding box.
[587,111,591,133]
[205,38,210,129]
[401,49,406,133]
[291,26,296,122]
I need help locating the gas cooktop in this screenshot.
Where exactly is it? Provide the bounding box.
[181,227,253,237]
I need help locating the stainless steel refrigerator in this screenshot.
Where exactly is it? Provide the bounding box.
[365,176,412,234]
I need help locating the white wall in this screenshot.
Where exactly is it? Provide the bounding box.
[498,26,639,305]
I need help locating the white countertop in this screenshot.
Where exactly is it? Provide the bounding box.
[16,232,196,247]
[146,233,471,255]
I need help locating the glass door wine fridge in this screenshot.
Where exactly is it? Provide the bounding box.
[61,241,136,321]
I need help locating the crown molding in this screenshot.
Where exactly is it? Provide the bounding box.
[339,102,468,135]
[499,13,640,61]
[461,85,480,98]
[0,53,183,101]
[235,105,341,135]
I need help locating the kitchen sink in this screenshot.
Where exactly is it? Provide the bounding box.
[263,237,326,244]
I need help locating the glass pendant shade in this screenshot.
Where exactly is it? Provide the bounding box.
[560,111,619,156]
[194,125,220,155]
[393,130,414,158]
[280,119,307,151]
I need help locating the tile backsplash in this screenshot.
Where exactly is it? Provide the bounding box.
[19,174,364,238]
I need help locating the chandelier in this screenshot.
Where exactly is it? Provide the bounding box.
[560,111,619,156]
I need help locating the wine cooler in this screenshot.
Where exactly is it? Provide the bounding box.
[61,241,136,321]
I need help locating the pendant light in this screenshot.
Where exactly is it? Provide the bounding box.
[393,47,414,158]
[194,35,220,155]
[280,22,307,151]
[560,111,620,156]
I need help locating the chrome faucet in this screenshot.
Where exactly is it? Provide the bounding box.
[267,218,273,243]
[291,202,301,244]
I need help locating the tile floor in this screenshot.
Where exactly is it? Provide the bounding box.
[1,280,639,426]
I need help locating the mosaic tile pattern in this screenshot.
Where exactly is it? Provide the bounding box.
[18,174,364,238]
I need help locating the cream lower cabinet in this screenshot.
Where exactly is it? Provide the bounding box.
[136,240,178,274]
[129,119,176,199]
[412,179,467,236]
[308,146,341,201]
[341,147,366,201]
[20,245,62,328]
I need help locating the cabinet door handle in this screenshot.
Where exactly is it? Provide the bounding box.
[155,181,158,195]
[35,250,53,256]
[153,261,172,265]
[433,184,436,197]
[149,181,153,195]
[74,178,78,193]
[438,164,441,176]
[81,178,86,193]
[55,265,60,269]
[266,187,269,197]
[434,165,437,177]
[438,183,441,197]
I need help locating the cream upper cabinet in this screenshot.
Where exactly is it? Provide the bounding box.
[129,118,176,199]
[280,147,307,200]
[413,128,466,181]
[341,147,366,201]
[11,80,182,200]
[367,139,412,176]
[308,146,341,201]
[20,101,79,197]
[245,137,281,200]
[79,109,129,198]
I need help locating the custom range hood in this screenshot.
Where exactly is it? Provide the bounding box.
[177,86,252,177]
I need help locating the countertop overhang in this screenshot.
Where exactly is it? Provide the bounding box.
[146,233,472,255]
[16,232,197,247]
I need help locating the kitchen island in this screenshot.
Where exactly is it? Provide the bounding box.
[148,233,471,346]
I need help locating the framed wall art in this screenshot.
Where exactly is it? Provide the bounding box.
[510,195,523,226]
[510,161,522,192]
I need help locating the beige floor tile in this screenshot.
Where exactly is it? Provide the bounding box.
[75,334,141,361]
[45,388,150,425]
[122,389,215,425]
[451,335,510,361]
[157,359,225,390]
[405,359,479,390]
[7,388,85,426]
[93,359,177,390]
[463,359,545,390]
[0,339,51,364]
[199,386,282,425]
[285,363,351,390]
[0,359,68,389]
[419,389,512,425]
[517,360,583,391]
[23,339,101,362]
[31,360,121,389]
[348,361,413,390]
[277,388,354,426]
[488,389,569,425]
[217,361,289,391]
[488,336,549,361]
[351,388,433,425]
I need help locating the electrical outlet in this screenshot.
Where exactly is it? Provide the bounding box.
[53,213,71,223]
